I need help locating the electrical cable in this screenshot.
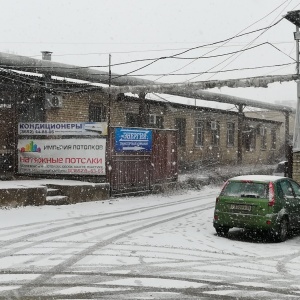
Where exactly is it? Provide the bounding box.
[198,0,299,82]
[153,0,291,82]
[25,41,294,58]
[0,19,286,73]
[108,20,285,84]
[90,62,295,77]
[0,2,298,92]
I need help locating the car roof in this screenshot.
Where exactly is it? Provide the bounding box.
[229,175,286,183]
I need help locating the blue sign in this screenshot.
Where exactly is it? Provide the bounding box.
[115,128,152,152]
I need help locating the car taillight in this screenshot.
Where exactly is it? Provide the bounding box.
[268,182,275,206]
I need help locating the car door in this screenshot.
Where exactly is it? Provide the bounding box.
[288,180,300,228]
[278,179,298,227]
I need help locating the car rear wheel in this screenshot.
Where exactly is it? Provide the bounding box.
[216,226,229,237]
[272,218,289,242]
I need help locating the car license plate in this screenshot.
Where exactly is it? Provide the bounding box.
[230,204,251,211]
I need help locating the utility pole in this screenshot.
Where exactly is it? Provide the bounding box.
[293,19,300,154]
[107,54,112,196]
[108,54,112,130]
[284,10,300,179]
[284,11,300,152]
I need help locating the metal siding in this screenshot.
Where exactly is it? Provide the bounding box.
[109,128,178,195]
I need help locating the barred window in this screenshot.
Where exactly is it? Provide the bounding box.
[195,119,204,146]
[89,103,106,122]
[227,122,235,147]
[244,128,256,151]
[211,121,220,146]
[126,113,140,127]
[260,127,267,150]
[156,116,164,129]
[18,98,44,122]
[271,128,276,150]
[175,118,186,146]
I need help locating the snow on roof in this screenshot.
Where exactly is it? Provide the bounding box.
[229,175,285,182]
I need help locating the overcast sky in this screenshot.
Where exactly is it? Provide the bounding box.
[1,0,299,108]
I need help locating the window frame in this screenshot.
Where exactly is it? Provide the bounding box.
[260,127,267,150]
[271,128,276,150]
[175,118,186,147]
[227,122,235,147]
[89,103,106,122]
[211,121,220,146]
[195,119,204,147]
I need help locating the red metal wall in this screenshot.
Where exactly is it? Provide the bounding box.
[108,128,178,195]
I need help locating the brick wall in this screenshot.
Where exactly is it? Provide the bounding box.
[46,92,108,122]
[293,152,300,183]
[43,91,282,168]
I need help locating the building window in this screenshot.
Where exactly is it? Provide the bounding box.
[243,125,256,151]
[211,121,220,146]
[89,103,106,122]
[18,98,44,122]
[175,118,186,146]
[149,114,164,129]
[156,116,164,129]
[260,127,267,150]
[126,113,140,127]
[227,122,235,147]
[271,128,276,150]
[195,119,204,146]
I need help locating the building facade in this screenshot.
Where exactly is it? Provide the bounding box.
[0,76,283,179]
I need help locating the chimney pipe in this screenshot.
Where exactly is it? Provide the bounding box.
[41,51,52,61]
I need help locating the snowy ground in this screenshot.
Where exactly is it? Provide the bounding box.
[0,169,300,299]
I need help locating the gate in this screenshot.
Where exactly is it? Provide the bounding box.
[108,127,178,195]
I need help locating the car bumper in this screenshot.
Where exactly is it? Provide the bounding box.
[213,212,279,230]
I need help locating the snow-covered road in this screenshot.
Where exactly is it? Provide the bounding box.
[0,186,300,299]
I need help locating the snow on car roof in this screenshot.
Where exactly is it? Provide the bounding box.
[229,174,285,182]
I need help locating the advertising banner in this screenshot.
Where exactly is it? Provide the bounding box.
[18,139,106,175]
[115,128,152,152]
[18,122,108,136]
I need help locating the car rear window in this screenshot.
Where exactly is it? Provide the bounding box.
[221,181,269,199]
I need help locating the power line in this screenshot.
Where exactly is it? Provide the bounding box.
[91,62,295,78]
[154,0,291,82]
[0,4,297,90]
[24,41,294,59]
[108,20,285,83]
[200,0,299,82]
[1,41,288,72]
[1,60,296,93]
[0,19,285,73]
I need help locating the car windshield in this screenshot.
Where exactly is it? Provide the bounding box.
[221,181,269,199]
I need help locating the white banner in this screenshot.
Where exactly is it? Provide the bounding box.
[18,122,108,136]
[18,139,106,175]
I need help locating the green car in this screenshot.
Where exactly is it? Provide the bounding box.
[213,175,300,242]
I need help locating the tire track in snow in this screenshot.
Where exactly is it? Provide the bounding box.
[6,204,214,297]
[0,194,214,250]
